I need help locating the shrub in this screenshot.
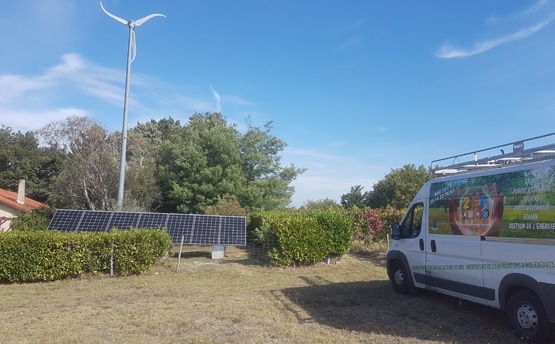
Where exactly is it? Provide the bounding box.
[379,206,406,234]
[359,208,384,243]
[204,194,250,220]
[249,209,352,266]
[0,229,172,283]
[346,206,406,245]
[9,207,55,232]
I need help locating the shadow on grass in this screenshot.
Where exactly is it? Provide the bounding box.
[220,246,391,268]
[276,277,521,344]
[170,244,272,266]
[172,251,212,259]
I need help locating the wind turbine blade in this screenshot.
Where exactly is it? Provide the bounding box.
[130,30,137,63]
[135,13,166,27]
[100,1,128,26]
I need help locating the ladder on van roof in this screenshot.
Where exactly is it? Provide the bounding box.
[430,132,555,175]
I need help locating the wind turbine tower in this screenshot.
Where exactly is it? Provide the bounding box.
[100,1,165,209]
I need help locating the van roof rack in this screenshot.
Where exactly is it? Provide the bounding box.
[430,132,555,175]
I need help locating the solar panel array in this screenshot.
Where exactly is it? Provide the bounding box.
[47,209,246,246]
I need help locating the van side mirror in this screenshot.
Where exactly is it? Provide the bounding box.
[391,222,401,240]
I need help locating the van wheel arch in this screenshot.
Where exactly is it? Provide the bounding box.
[499,274,542,311]
[386,251,420,296]
[499,274,555,325]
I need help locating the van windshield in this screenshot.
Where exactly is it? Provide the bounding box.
[401,203,423,238]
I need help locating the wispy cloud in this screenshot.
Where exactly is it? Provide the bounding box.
[209,84,222,113]
[436,20,550,59]
[523,0,549,16]
[437,0,554,59]
[334,19,366,50]
[487,0,549,25]
[47,54,128,107]
[0,53,253,132]
[340,36,363,49]
[0,75,53,104]
[1,108,88,133]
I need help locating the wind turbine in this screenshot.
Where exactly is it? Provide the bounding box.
[100,2,165,209]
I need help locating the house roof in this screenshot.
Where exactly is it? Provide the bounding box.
[0,188,45,212]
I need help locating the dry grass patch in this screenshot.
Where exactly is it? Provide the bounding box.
[0,246,523,343]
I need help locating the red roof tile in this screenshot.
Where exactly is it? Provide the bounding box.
[0,188,45,211]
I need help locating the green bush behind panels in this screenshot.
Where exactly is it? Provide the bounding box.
[249,209,353,266]
[10,207,55,232]
[0,229,172,283]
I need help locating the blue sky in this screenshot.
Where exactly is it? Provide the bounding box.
[2,1,555,207]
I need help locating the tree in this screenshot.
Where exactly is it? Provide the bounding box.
[156,113,306,213]
[340,185,369,209]
[366,164,432,210]
[36,116,165,211]
[33,146,67,204]
[157,113,246,213]
[0,126,37,191]
[133,117,181,146]
[238,120,306,210]
[38,116,120,210]
[124,129,163,210]
[0,125,63,203]
[32,113,305,212]
[300,198,339,210]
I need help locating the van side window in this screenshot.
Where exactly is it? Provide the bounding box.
[401,203,423,238]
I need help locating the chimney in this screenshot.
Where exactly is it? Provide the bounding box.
[17,179,25,204]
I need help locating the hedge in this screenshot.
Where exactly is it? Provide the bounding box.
[249,209,353,266]
[0,229,172,283]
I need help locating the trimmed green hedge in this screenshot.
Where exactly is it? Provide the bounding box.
[249,209,353,266]
[0,229,172,283]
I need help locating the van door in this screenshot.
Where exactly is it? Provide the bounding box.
[425,179,496,303]
[395,201,427,289]
[425,231,493,303]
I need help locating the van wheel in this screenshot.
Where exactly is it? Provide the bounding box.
[389,261,410,294]
[506,290,555,343]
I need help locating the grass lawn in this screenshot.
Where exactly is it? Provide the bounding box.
[0,246,523,344]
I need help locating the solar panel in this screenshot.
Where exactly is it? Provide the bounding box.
[220,216,247,246]
[137,212,169,229]
[79,211,113,232]
[109,211,140,230]
[167,213,195,243]
[47,209,84,232]
[48,210,247,246]
[192,215,220,245]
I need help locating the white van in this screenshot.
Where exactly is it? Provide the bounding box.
[387,155,555,343]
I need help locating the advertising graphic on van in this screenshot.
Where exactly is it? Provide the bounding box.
[429,165,555,238]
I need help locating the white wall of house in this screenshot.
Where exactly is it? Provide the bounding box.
[0,203,15,232]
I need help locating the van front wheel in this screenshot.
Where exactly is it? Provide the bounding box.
[389,261,410,294]
[506,290,555,343]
